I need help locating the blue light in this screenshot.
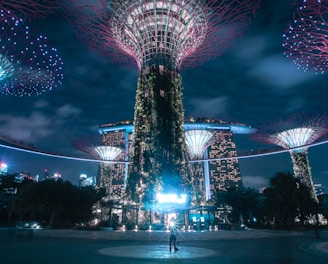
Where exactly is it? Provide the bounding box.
[156,193,187,204]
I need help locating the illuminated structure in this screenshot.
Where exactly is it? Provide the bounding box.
[185,129,214,160]
[73,138,124,223]
[283,0,328,73]
[98,118,256,205]
[185,118,256,203]
[254,114,328,202]
[0,161,7,175]
[79,174,95,188]
[0,9,63,96]
[64,0,260,206]
[72,139,124,197]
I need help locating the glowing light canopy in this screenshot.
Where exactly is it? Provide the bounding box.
[273,127,316,149]
[268,125,327,151]
[283,0,328,74]
[64,0,261,69]
[94,146,122,161]
[110,0,208,69]
[0,9,63,96]
[0,1,60,19]
[185,129,214,159]
[255,114,328,151]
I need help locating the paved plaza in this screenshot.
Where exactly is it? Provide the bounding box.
[0,227,327,263]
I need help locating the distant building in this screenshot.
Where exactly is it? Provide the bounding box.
[79,173,95,187]
[185,117,256,203]
[98,118,255,204]
[41,169,62,181]
[0,162,8,175]
[314,183,326,196]
[15,172,34,183]
[98,120,132,200]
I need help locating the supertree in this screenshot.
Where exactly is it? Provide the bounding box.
[72,139,123,189]
[0,0,60,20]
[253,114,328,202]
[0,9,63,96]
[72,138,124,223]
[184,125,214,203]
[184,117,256,203]
[184,128,214,160]
[283,0,328,74]
[63,0,261,205]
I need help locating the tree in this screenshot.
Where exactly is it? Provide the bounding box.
[9,179,104,227]
[216,186,264,227]
[263,171,317,230]
[318,194,328,219]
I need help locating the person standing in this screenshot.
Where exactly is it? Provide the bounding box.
[169,219,179,252]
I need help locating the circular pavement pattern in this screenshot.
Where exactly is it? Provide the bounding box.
[98,245,218,259]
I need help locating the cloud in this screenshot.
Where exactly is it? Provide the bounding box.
[33,100,49,109]
[0,103,81,143]
[56,104,81,117]
[249,55,314,90]
[285,97,306,112]
[187,96,229,117]
[230,34,315,91]
[0,112,53,140]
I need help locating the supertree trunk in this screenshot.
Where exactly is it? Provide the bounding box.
[99,164,112,196]
[98,163,113,222]
[127,65,192,204]
[290,151,318,203]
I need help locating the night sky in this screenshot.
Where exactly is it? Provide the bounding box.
[1,0,328,190]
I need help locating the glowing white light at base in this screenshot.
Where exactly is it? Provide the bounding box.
[169,221,175,228]
[156,193,187,204]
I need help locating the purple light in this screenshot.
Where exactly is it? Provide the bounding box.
[63,0,261,70]
[283,0,328,74]
[254,114,328,150]
[72,138,124,162]
[0,0,60,19]
[0,9,63,96]
[62,0,261,202]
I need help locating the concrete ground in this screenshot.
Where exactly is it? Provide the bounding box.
[1,227,327,263]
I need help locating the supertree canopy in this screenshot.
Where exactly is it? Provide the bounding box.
[0,0,60,19]
[253,114,328,202]
[63,0,261,205]
[185,129,214,159]
[283,0,328,74]
[63,0,261,70]
[94,146,122,161]
[0,9,63,96]
[72,139,123,162]
[72,138,123,196]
